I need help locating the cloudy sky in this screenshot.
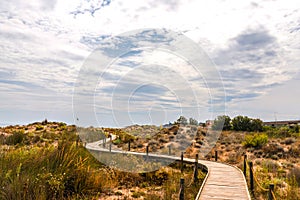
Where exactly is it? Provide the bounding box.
[0,0,299,127]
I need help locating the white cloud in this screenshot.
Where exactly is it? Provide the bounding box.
[0,0,299,125]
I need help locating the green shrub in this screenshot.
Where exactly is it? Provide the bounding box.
[35,125,44,131]
[265,125,299,138]
[132,191,145,198]
[212,115,231,131]
[263,125,273,132]
[104,128,135,143]
[113,138,121,145]
[243,133,268,148]
[292,125,299,133]
[6,131,25,145]
[32,135,40,143]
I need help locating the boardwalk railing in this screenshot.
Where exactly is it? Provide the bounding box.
[86,139,251,200]
[243,155,277,200]
[197,153,251,200]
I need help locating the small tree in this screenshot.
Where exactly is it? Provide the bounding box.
[232,116,263,132]
[176,116,188,125]
[212,115,231,131]
[293,125,299,133]
[250,118,263,132]
[232,116,251,131]
[189,117,198,126]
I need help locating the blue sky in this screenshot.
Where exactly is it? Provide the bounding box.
[0,0,300,127]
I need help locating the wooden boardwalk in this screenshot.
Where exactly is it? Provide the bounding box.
[86,138,251,200]
[197,160,250,200]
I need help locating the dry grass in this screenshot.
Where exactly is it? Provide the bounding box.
[0,122,206,200]
[205,130,300,200]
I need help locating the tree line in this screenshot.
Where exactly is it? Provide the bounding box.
[212,115,264,132]
[175,116,199,126]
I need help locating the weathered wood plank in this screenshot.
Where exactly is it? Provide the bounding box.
[198,160,251,200]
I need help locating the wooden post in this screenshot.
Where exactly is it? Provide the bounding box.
[268,184,275,200]
[146,145,149,156]
[179,178,184,200]
[193,154,199,183]
[249,161,254,195]
[109,143,111,152]
[128,141,131,151]
[181,152,184,173]
[243,154,247,177]
[168,145,171,155]
[215,150,218,161]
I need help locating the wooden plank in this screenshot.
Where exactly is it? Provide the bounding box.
[198,160,251,200]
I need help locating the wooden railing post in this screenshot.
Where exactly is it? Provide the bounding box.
[243,154,247,177]
[102,139,106,148]
[128,141,131,151]
[249,161,254,195]
[179,178,184,200]
[109,143,111,152]
[268,184,275,200]
[181,152,184,173]
[168,145,171,155]
[193,154,199,183]
[146,145,149,156]
[215,150,218,161]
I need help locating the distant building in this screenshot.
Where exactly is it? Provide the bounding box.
[263,120,300,127]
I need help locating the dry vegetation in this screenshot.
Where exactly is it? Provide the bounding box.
[205,129,300,200]
[115,123,300,200]
[1,119,299,200]
[0,121,205,200]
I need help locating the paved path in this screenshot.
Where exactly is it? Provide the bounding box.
[86,136,250,200]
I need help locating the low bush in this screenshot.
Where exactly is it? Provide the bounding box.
[6,131,25,145]
[243,133,268,148]
[265,126,299,138]
[132,191,145,198]
[35,125,44,131]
